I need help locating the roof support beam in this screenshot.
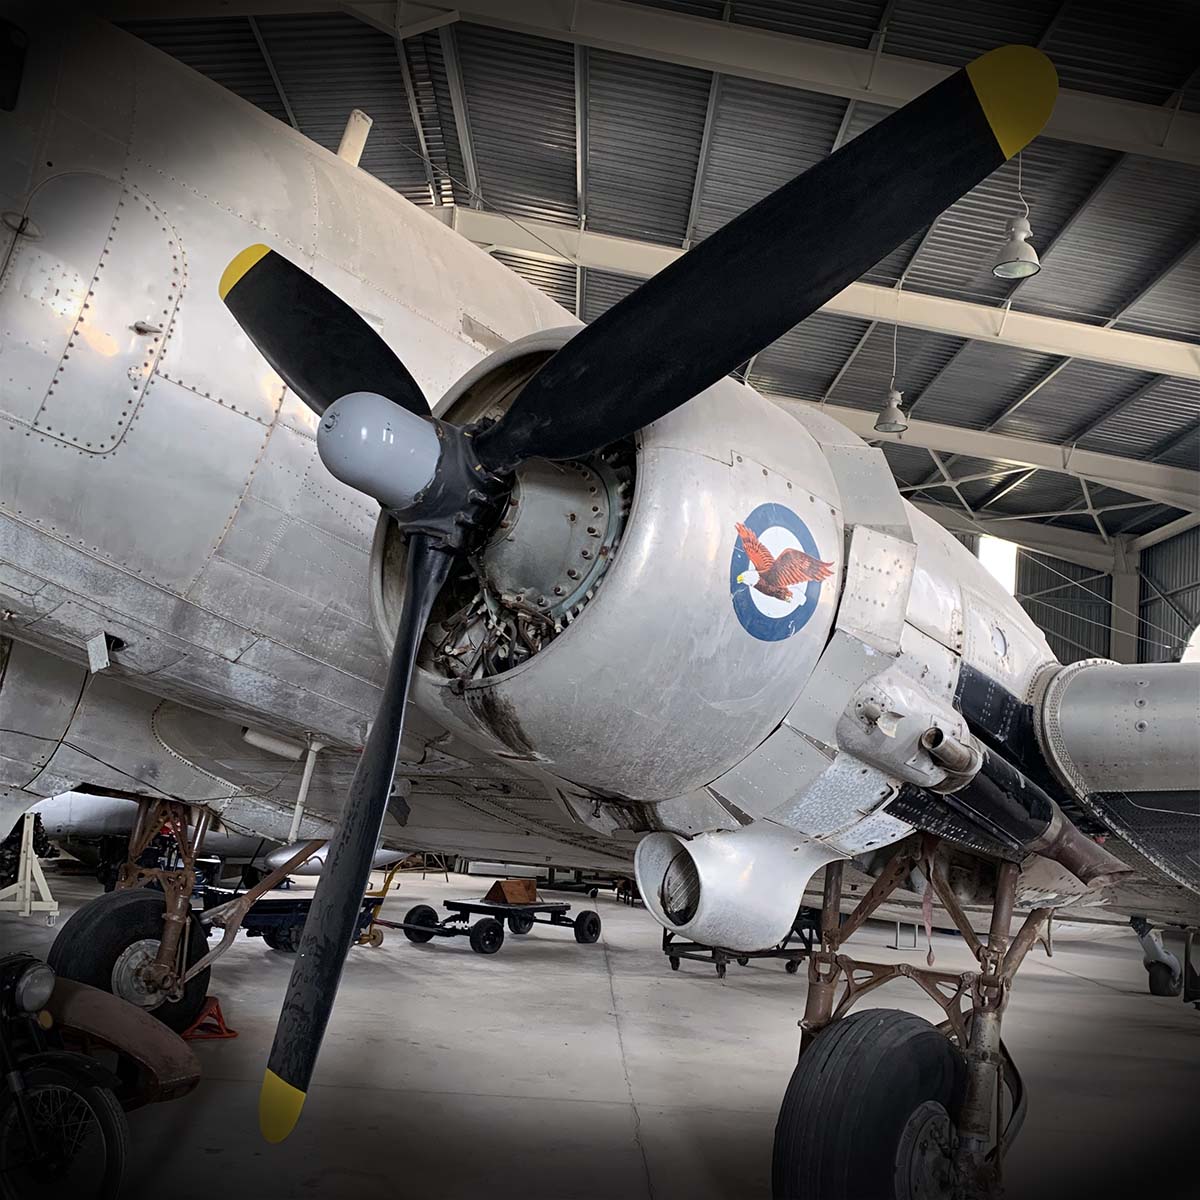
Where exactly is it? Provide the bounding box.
[574,43,588,228]
[449,207,1200,380]
[770,397,1200,512]
[438,24,482,207]
[126,1,1200,165]
[246,15,298,131]
[911,502,1115,572]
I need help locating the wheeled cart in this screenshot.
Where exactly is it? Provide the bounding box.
[382,897,603,955]
[662,906,820,977]
[201,887,384,952]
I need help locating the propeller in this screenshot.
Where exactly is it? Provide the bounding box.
[219,44,1057,1144]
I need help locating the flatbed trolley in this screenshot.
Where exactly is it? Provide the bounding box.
[201,887,385,952]
[380,897,603,955]
[662,906,821,978]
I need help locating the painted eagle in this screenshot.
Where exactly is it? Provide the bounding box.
[734,522,834,602]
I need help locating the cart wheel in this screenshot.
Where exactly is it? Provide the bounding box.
[507,912,535,935]
[737,956,749,967]
[365,926,385,948]
[785,959,801,975]
[589,888,599,899]
[403,904,440,944]
[573,910,602,944]
[469,917,505,955]
[669,956,680,971]
[716,962,727,979]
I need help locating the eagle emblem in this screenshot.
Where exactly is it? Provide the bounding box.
[734,521,834,602]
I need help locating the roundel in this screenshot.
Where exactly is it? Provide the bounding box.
[729,502,834,642]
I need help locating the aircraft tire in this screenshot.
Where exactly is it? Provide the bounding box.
[47,887,210,1033]
[1147,961,1181,997]
[772,1009,965,1200]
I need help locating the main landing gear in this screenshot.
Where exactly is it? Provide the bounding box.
[772,839,1050,1200]
[48,799,324,1030]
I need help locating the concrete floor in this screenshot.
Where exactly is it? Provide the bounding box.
[4,866,1197,1200]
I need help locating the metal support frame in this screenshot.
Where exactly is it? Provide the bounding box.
[439,23,482,207]
[0,812,58,921]
[287,739,324,844]
[395,32,442,207]
[247,15,299,131]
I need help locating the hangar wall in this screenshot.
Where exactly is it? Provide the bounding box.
[1138,526,1200,664]
[1016,550,1112,664]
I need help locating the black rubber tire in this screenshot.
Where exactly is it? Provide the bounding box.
[263,922,304,953]
[47,887,210,1033]
[507,911,535,935]
[573,909,602,944]
[737,956,750,967]
[469,917,505,955]
[1148,961,1181,997]
[773,1009,965,1200]
[785,959,801,975]
[669,956,680,971]
[0,1064,129,1200]
[403,904,440,944]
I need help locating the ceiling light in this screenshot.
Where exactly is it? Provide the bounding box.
[874,386,907,433]
[992,215,1041,279]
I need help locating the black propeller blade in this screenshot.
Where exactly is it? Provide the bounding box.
[473,45,1057,473]
[219,41,1057,1147]
[259,532,452,1143]
[219,244,428,418]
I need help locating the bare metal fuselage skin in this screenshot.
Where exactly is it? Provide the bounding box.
[13,9,1189,941]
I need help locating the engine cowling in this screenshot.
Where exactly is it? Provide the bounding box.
[370,329,844,801]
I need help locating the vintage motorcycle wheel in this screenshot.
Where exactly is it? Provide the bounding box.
[0,1065,129,1200]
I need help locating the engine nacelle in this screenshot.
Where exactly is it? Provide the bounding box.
[371,330,844,801]
[634,824,839,951]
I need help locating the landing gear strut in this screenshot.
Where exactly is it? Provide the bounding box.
[772,839,1049,1200]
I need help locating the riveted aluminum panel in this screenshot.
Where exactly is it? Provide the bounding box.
[28,184,180,452]
[0,640,86,792]
[822,444,912,540]
[585,50,710,245]
[785,629,890,748]
[709,722,834,822]
[836,526,917,654]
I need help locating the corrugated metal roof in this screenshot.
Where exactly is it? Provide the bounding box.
[1112,244,1200,343]
[580,268,642,323]
[731,1,888,48]
[908,342,1062,429]
[453,24,578,225]
[748,312,872,400]
[902,138,1118,305]
[403,30,467,206]
[987,470,1083,517]
[254,14,430,205]
[119,17,290,123]
[689,76,845,241]
[823,324,966,414]
[1079,376,1200,459]
[1014,156,1200,323]
[990,359,1158,444]
[1154,424,1200,471]
[883,0,1059,68]
[491,251,577,313]
[628,0,727,17]
[584,50,711,244]
[881,440,938,487]
[1040,0,1199,105]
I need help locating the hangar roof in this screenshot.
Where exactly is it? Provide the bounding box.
[116,1,1200,566]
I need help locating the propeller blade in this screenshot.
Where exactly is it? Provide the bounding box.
[474,45,1057,473]
[258,533,452,1143]
[220,244,428,418]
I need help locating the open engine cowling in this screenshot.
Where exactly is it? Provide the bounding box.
[370,329,845,802]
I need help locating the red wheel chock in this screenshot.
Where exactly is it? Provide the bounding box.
[182,995,238,1041]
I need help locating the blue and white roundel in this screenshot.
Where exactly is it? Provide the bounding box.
[730,503,829,642]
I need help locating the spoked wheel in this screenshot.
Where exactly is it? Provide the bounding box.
[0,1066,129,1200]
[402,905,440,944]
[47,887,210,1032]
[773,1009,965,1200]
[507,912,535,935]
[469,918,505,955]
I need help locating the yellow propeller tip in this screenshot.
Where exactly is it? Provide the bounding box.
[219,243,271,301]
[259,1068,307,1144]
[966,45,1058,160]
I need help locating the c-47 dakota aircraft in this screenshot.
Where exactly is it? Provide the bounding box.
[1,8,1197,1198]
